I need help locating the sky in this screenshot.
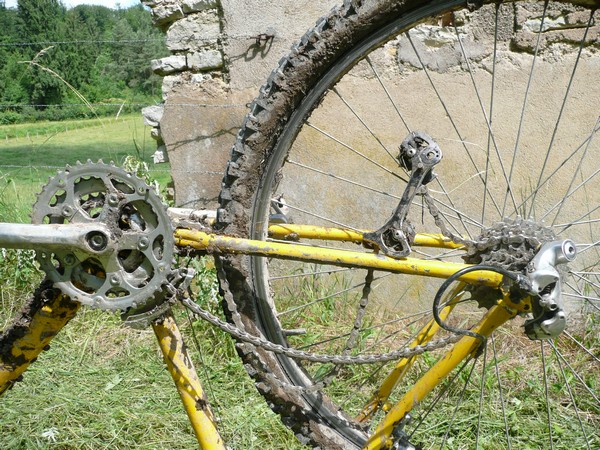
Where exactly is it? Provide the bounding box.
[4,0,140,8]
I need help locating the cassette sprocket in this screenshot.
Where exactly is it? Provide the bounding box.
[31,161,175,315]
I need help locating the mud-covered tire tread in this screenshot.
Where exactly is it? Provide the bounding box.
[215,0,596,447]
[215,1,442,447]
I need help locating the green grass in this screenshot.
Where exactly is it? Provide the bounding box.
[0,117,598,448]
[0,116,305,449]
[0,307,305,449]
[0,116,116,140]
[0,115,171,208]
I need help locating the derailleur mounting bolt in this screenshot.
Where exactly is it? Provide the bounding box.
[63,254,76,266]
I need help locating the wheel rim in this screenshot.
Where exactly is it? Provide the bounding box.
[244,1,599,447]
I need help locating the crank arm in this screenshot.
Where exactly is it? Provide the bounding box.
[0,222,113,255]
[363,132,442,259]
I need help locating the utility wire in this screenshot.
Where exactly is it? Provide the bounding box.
[0,103,247,109]
[0,38,165,47]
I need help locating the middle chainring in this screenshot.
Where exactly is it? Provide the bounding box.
[32,161,175,315]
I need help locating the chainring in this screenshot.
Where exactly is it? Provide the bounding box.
[31,161,175,315]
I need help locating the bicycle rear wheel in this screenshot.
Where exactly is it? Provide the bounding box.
[217,0,599,448]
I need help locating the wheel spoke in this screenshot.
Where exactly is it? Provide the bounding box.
[475,344,488,449]
[333,87,400,167]
[440,357,479,448]
[453,17,517,218]
[270,267,355,281]
[366,56,411,133]
[405,32,503,218]
[491,334,511,448]
[540,340,554,449]
[561,332,600,364]
[408,356,474,441]
[219,1,600,447]
[513,118,600,223]
[527,7,595,219]
[549,340,591,450]
[288,160,401,200]
[506,0,549,218]
[305,122,408,182]
[272,199,361,232]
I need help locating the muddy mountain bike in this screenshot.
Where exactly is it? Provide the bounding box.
[1,0,599,448]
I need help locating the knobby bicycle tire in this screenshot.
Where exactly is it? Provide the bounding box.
[216,0,600,448]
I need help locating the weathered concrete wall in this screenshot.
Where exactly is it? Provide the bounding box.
[141,0,337,207]
[141,0,599,212]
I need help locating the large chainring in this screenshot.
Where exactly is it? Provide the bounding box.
[31,161,175,315]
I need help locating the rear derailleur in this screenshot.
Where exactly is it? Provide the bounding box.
[363,131,441,258]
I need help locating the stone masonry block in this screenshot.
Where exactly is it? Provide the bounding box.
[151,55,188,75]
[181,0,219,14]
[187,49,223,71]
[142,105,164,127]
[144,0,184,27]
[166,10,221,51]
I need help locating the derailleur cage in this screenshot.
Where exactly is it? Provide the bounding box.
[363,131,442,259]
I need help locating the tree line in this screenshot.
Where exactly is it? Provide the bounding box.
[0,0,168,123]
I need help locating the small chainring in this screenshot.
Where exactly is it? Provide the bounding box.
[31,161,175,315]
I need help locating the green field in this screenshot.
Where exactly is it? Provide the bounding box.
[0,115,171,220]
[0,117,303,449]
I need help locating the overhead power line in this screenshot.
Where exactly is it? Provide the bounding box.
[0,103,248,109]
[0,38,165,47]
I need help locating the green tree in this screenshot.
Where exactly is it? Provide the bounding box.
[0,6,23,104]
[0,1,167,120]
[17,0,67,105]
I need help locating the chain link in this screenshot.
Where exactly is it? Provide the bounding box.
[181,297,462,365]
[177,191,554,366]
[422,187,477,249]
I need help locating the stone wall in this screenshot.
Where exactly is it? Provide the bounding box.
[141,1,599,210]
[141,0,337,207]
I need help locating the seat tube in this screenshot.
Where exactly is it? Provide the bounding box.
[152,311,226,450]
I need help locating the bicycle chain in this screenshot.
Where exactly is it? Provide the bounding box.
[422,187,477,249]
[463,217,557,270]
[180,296,462,365]
[422,188,557,272]
[178,180,551,366]
[178,194,551,364]
[425,198,558,309]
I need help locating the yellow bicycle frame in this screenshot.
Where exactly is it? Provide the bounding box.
[175,226,503,287]
[1,223,515,450]
[173,225,515,449]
